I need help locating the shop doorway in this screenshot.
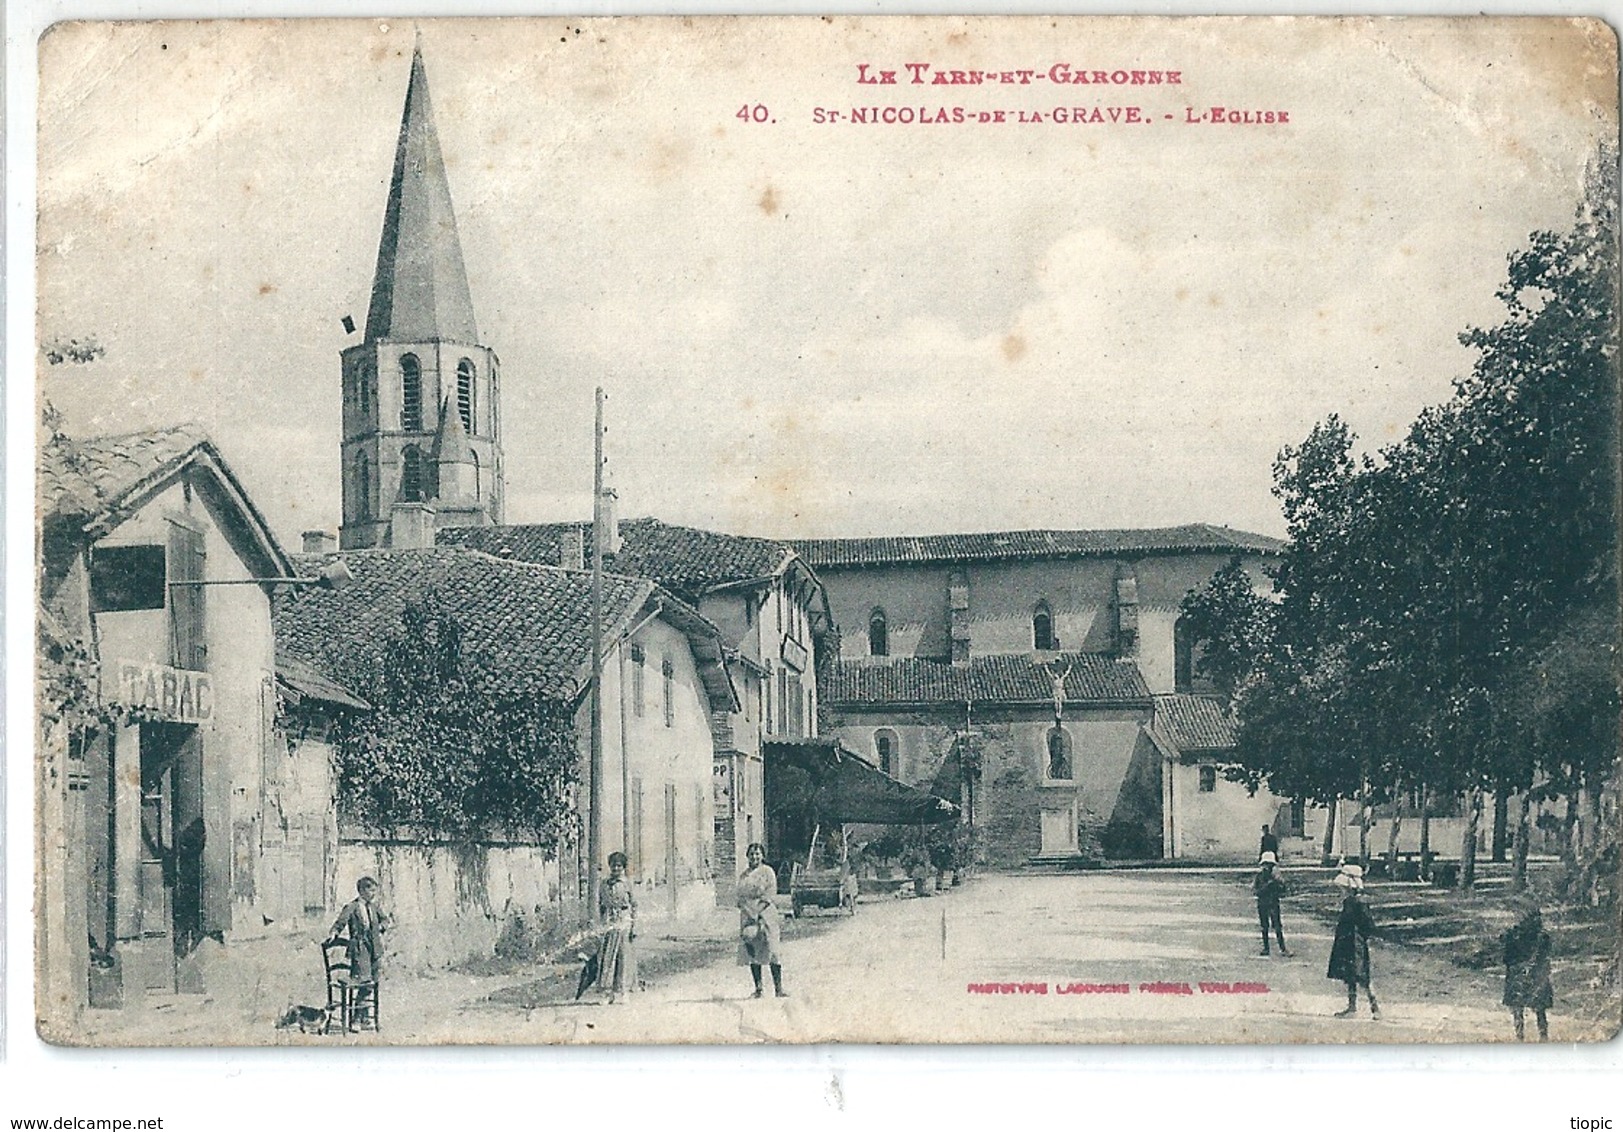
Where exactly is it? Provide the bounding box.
[138,722,205,969]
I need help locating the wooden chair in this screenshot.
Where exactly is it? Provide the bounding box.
[319,938,380,1034]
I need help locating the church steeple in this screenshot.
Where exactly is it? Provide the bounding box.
[339,46,505,550]
[366,47,479,344]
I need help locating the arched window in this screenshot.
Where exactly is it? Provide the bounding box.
[400,354,422,430]
[1033,601,1056,651]
[868,608,889,657]
[401,446,423,502]
[471,449,482,500]
[1046,726,1073,781]
[874,729,899,777]
[457,358,476,433]
[355,451,371,518]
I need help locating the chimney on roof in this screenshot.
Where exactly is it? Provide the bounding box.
[560,527,585,570]
[302,529,338,554]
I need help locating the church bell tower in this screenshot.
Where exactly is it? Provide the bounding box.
[339,46,504,550]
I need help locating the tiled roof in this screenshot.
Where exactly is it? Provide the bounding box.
[1153,693,1238,753]
[39,424,212,526]
[437,518,793,604]
[38,424,293,578]
[276,654,369,711]
[274,547,655,702]
[792,524,1286,569]
[825,652,1150,707]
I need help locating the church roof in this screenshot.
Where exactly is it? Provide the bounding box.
[437,517,798,606]
[364,48,479,344]
[792,524,1286,570]
[824,652,1151,708]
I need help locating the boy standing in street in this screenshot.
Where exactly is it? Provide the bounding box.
[1253,851,1292,957]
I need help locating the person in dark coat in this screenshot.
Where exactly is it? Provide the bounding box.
[1259,825,1280,859]
[1501,898,1553,1042]
[327,876,389,1029]
[1326,863,1380,1019]
[1253,852,1292,956]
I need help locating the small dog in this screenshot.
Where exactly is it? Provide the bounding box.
[276,1004,332,1033]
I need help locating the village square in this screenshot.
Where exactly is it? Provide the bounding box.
[31,22,1621,1047]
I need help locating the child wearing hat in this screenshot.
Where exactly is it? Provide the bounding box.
[1253,852,1292,957]
[1327,863,1380,1019]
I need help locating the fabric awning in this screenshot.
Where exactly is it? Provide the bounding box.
[764,738,958,825]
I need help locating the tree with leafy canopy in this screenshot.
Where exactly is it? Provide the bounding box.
[327,598,582,846]
[1212,147,1617,892]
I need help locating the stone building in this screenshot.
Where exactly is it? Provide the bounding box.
[795,526,1291,865]
[274,545,738,957]
[36,425,364,1029]
[339,47,504,551]
[439,519,830,901]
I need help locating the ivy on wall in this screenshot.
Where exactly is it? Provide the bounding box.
[328,599,581,846]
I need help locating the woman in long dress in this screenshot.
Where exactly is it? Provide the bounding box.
[593,851,638,1003]
[737,843,787,998]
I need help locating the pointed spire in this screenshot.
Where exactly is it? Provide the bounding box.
[365,47,479,343]
[434,396,477,502]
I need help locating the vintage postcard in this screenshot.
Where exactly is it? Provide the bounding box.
[32,15,1622,1047]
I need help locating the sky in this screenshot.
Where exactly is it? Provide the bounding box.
[34,16,1618,545]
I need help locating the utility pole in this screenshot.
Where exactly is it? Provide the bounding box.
[587,387,606,925]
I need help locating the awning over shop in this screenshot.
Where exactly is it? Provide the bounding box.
[764,738,958,825]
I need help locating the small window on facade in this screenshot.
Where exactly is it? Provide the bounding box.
[1033,601,1056,651]
[662,657,675,727]
[1198,766,1218,793]
[745,597,754,628]
[401,446,424,502]
[875,729,899,777]
[400,354,422,430]
[1046,726,1073,781]
[471,449,482,500]
[631,645,645,717]
[457,358,476,434]
[90,545,167,612]
[358,362,371,415]
[356,452,371,518]
[868,608,888,657]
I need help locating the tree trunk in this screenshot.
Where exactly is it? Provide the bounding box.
[1460,786,1483,891]
[1561,790,1581,897]
[1321,798,1339,865]
[1511,790,1531,893]
[1358,780,1370,866]
[1386,794,1403,863]
[1492,784,1510,863]
[1418,785,1432,881]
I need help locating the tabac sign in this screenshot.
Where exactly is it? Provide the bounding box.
[102,660,214,723]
